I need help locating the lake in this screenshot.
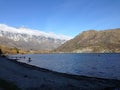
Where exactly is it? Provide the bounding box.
[9,53,120,80]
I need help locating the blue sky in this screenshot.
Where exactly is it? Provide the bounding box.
[0,0,120,37]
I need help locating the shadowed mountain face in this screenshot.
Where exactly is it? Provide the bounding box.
[56,29,120,53]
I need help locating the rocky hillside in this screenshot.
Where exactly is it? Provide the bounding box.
[0,24,71,51]
[55,28,120,53]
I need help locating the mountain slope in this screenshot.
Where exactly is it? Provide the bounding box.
[56,28,120,53]
[0,24,71,50]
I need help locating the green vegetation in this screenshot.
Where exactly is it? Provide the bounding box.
[0,78,20,90]
[0,45,52,54]
[0,45,29,54]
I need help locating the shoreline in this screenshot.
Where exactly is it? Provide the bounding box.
[7,53,120,81]
[7,57,120,81]
[1,56,120,90]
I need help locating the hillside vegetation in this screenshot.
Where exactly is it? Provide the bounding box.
[55,28,120,53]
[0,45,29,54]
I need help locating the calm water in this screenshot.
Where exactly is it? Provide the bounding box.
[9,53,120,80]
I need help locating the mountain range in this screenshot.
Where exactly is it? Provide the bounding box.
[55,28,120,53]
[0,24,120,53]
[0,24,71,51]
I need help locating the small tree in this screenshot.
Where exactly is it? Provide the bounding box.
[13,47,19,54]
[0,49,3,56]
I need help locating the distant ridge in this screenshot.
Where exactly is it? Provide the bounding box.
[0,24,71,40]
[0,24,71,51]
[55,28,120,53]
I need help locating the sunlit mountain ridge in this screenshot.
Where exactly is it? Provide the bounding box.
[55,28,120,53]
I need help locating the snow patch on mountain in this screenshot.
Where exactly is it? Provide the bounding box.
[0,24,72,50]
[0,24,72,40]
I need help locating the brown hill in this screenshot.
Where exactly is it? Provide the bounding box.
[55,28,120,53]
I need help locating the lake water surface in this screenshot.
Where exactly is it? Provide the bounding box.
[9,53,120,80]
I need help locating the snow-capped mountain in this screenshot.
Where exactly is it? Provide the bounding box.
[0,24,71,50]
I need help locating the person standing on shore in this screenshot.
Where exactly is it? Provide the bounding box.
[28,57,32,63]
